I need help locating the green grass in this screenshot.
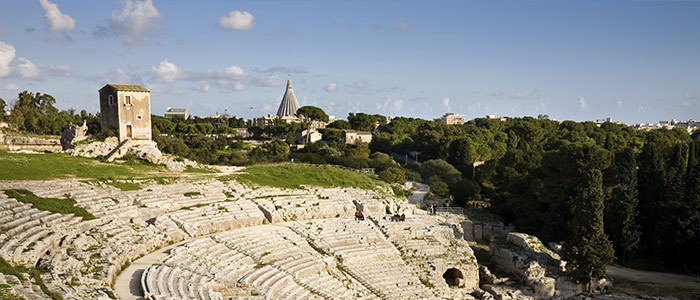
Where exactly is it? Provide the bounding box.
[3,189,96,220]
[185,166,218,173]
[83,179,142,191]
[102,180,141,191]
[0,150,166,181]
[226,163,384,190]
[184,191,202,198]
[0,257,27,281]
[0,257,61,300]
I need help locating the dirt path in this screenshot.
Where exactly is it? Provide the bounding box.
[607,265,700,299]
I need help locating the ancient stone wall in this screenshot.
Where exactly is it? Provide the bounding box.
[462,219,515,242]
[0,132,62,152]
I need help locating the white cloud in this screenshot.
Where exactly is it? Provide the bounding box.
[38,0,76,31]
[377,95,404,113]
[398,22,413,31]
[198,83,211,93]
[441,96,451,111]
[345,80,371,94]
[488,89,544,100]
[616,100,624,107]
[48,64,70,76]
[393,99,403,111]
[17,58,41,79]
[577,96,588,111]
[255,74,282,87]
[0,41,16,77]
[2,82,19,91]
[224,65,245,77]
[323,82,337,93]
[110,0,161,45]
[152,59,180,82]
[254,65,308,74]
[218,10,255,31]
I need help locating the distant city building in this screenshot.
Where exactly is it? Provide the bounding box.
[343,130,372,145]
[485,115,509,121]
[99,84,152,142]
[441,113,465,125]
[295,129,322,145]
[164,107,188,120]
[634,119,698,133]
[276,78,301,123]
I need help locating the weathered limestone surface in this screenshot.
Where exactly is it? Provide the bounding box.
[0,177,482,300]
[67,138,199,171]
[0,132,62,152]
[490,232,581,298]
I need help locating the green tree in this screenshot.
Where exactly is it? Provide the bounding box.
[348,113,384,131]
[563,168,614,289]
[541,144,614,287]
[447,137,477,177]
[604,148,640,263]
[420,159,462,187]
[378,166,405,184]
[429,178,450,198]
[326,119,351,130]
[264,139,290,162]
[0,98,6,120]
[296,106,329,123]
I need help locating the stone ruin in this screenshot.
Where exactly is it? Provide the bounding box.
[60,120,88,150]
[0,178,486,300]
[64,136,199,172]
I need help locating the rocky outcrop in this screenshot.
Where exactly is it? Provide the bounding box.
[490,232,581,298]
[60,121,88,150]
[67,138,199,171]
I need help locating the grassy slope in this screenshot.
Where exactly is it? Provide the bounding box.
[0,150,165,181]
[228,163,385,190]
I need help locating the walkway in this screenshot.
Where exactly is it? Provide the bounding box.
[408,181,429,206]
[114,241,187,300]
[607,264,700,298]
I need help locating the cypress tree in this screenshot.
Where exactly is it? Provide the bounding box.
[563,168,614,290]
[604,148,640,263]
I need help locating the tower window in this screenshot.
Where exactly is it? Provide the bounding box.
[125,95,132,106]
[108,95,115,106]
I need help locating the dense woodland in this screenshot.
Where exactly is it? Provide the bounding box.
[2,91,699,284]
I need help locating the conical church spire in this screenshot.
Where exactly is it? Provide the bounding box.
[276,77,300,117]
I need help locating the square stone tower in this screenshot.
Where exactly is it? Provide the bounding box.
[99,84,152,142]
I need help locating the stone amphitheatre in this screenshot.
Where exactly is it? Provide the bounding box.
[0,158,606,300]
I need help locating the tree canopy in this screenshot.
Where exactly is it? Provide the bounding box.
[296,106,329,123]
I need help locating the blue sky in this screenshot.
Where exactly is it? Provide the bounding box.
[0,0,698,124]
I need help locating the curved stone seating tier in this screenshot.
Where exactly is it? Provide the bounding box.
[291,219,434,299]
[1,177,480,299]
[157,200,266,237]
[0,192,84,266]
[252,194,358,223]
[374,215,480,291]
[130,180,228,215]
[142,224,376,300]
[0,274,52,300]
[27,180,140,219]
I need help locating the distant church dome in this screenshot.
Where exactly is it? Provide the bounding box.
[276,78,300,117]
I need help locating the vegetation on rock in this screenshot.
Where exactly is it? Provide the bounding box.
[3,189,96,220]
